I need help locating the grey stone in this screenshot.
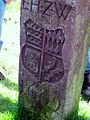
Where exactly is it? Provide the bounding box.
[19,0,88,119]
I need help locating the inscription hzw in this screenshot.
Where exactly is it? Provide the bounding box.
[21,18,65,83]
[22,0,72,20]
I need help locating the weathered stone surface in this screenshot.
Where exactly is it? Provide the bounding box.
[88,0,90,20]
[19,0,88,119]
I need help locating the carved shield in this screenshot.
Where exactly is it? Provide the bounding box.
[21,18,65,83]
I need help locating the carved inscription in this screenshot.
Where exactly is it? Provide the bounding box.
[22,0,72,20]
[21,18,65,83]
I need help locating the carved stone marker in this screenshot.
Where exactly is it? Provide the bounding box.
[19,0,88,119]
[88,1,90,19]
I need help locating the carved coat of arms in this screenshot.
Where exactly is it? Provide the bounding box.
[21,18,65,83]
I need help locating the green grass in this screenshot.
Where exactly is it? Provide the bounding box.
[78,100,90,120]
[0,1,90,120]
[0,77,90,120]
[0,1,20,120]
[0,78,18,120]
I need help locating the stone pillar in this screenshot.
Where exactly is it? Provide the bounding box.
[88,0,90,20]
[19,0,88,119]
